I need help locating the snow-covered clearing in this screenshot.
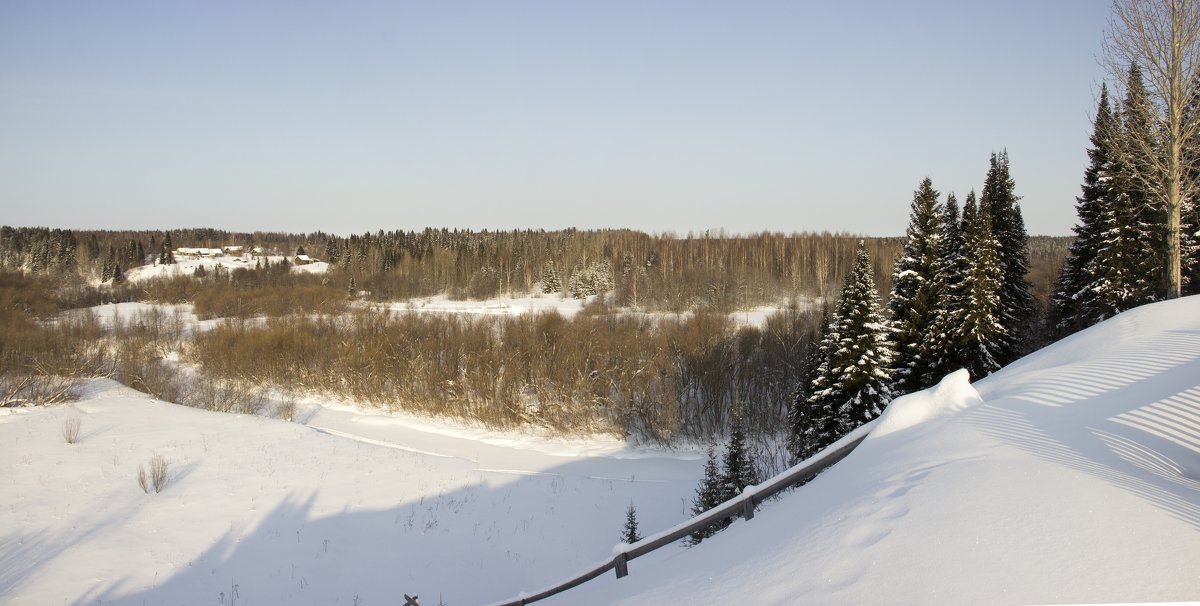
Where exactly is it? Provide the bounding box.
[551,296,1200,605]
[121,255,328,283]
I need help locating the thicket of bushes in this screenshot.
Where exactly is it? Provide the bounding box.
[186,303,821,442]
[0,272,107,405]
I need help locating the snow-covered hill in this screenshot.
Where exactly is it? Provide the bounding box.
[0,383,703,605]
[550,296,1200,605]
[121,254,328,283]
[3,297,1198,605]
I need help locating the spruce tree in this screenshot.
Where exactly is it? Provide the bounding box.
[721,403,759,503]
[980,151,1033,363]
[621,502,641,544]
[1181,74,1200,296]
[159,231,175,265]
[1184,193,1200,295]
[101,246,114,283]
[324,239,340,265]
[920,192,964,386]
[888,178,944,395]
[1117,63,1166,301]
[955,192,1006,379]
[541,261,562,294]
[1054,85,1118,335]
[806,242,895,439]
[689,447,725,545]
[787,304,830,462]
[1077,70,1162,322]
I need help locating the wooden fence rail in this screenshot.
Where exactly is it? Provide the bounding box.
[487,420,877,606]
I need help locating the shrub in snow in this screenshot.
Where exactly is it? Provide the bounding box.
[277,399,297,422]
[138,453,170,494]
[61,417,81,444]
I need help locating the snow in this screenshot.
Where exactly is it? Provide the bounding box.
[379,293,591,318]
[10,296,1199,604]
[0,381,704,605]
[869,368,981,438]
[121,255,327,283]
[546,296,1200,605]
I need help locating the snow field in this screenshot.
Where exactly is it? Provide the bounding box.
[0,380,704,605]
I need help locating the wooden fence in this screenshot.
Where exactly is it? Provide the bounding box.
[487,420,877,606]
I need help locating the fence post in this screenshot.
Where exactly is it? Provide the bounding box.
[742,496,755,521]
[614,552,629,579]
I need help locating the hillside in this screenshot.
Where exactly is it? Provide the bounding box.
[2,297,1198,605]
[549,296,1200,605]
[0,381,704,605]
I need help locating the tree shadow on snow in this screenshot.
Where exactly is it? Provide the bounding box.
[69,453,697,606]
[965,328,1200,529]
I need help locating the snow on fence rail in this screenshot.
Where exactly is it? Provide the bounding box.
[486,419,877,606]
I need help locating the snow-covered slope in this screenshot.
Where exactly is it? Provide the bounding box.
[122,255,328,283]
[0,383,703,605]
[5,297,1198,605]
[551,296,1200,605]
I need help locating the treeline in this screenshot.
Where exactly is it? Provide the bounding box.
[185,302,821,443]
[0,224,1072,317]
[327,229,904,309]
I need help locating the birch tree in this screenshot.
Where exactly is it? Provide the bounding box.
[1104,0,1200,299]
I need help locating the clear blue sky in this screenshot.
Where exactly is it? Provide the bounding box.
[0,1,1110,236]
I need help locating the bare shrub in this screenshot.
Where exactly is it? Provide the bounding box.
[277,398,297,422]
[137,463,149,494]
[1,372,81,407]
[150,454,169,493]
[143,453,169,493]
[113,340,185,404]
[61,416,82,444]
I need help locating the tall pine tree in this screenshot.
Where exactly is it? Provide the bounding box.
[1077,66,1162,322]
[980,151,1033,364]
[888,178,945,395]
[159,231,175,265]
[806,241,895,439]
[920,192,965,385]
[1116,63,1166,302]
[1054,85,1118,335]
[955,192,1006,379]
[1181,72,1200,296]
[787,303,830,463]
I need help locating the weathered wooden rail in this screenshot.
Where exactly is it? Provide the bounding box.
[486,420,877,606]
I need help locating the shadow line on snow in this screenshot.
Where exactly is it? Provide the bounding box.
[965,328,1200,529]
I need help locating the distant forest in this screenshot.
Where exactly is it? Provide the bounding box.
[0,225,1071,313]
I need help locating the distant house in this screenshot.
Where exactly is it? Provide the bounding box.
[294,254,319,265]
[223,245,244,255]
[176,247,223,258]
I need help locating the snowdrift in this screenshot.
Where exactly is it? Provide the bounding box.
[552,296,1200,605]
